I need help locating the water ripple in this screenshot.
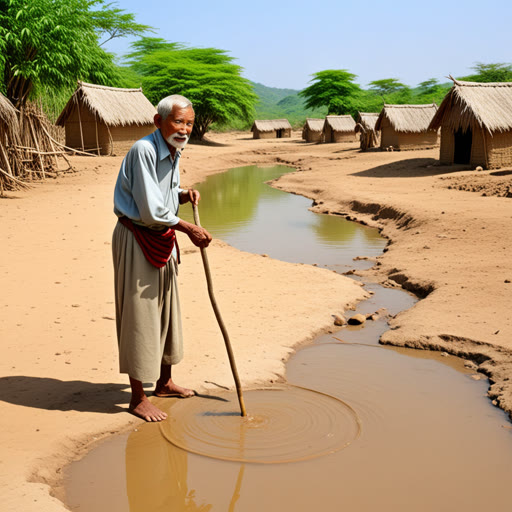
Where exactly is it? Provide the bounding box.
[160,386,361,464]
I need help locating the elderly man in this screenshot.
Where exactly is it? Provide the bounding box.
[112,94,212,422]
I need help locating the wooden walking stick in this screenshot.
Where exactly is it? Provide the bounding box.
[193,204,247,417]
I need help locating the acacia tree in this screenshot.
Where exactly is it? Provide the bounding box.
[299,70,361,116]
[415,78,450,105]
[460,62,512,83]
[126,38,257,139]
[0,0,150,108]
[368,78,411,104]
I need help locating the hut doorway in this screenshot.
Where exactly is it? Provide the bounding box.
[276,129,283,138]
[453,128,472,164]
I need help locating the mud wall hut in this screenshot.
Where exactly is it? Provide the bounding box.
[302,118,324,142]
[323,115,357,143]
[429,80,512,169]
[56,81,156,155]
[355,112,380,151]
[251,119,292,139]
[375,104,438,150]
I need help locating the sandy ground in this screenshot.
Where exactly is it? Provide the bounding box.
[1,130,511,511]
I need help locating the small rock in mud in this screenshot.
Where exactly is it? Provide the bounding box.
[333,314,347,326]
[366,308,388,321]
[348,314,366,325]
[441,352,449,357]
[261,254,269,258]
[464,360,478,370]
[471,374,483,381]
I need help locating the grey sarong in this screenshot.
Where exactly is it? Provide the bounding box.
[112,221,183,382]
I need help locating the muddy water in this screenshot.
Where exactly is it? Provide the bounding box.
[64,165,512,511]
[181,165,386,272]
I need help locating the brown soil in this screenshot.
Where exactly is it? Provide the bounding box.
[1,130,511,511]
[440,170,512,197]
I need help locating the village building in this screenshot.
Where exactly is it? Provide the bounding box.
[429,80,512,169]
[322,115,357,143]
[375,104,438,150]
[355,112,380,151]
[0,93,19,173]
[251,119,292,139]
[0,93,22,192]
[56,81,156,155]
[302,118,324,142]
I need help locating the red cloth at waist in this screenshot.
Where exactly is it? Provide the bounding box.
[118,217,179,268]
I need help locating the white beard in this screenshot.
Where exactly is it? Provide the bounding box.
[166,133,189,149]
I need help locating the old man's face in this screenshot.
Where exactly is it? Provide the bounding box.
[154,105,195,150]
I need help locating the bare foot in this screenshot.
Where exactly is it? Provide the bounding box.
[129,396,168,422]
[154,378,195,398]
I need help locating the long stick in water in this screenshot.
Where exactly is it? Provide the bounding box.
[193,204,247,417]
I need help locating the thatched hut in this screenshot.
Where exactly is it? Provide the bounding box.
[355,112,380,151]
[375,104,438,150]
[0,93,23,192]
[251,119,292,139]
[56,81,156,155]
[323,115,357,143]
[302,118,324,142]
[429,80,512,169]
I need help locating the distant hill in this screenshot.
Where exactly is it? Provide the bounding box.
[251,81,327,128]
[211,79,453,133]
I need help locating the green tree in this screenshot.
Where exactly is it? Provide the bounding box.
[125,37,257,139]
[414,78,450,105]
[459,62,512,83]
[0,0,150,108]
[299,70,361,115]
[368,78,411,104]
[368,78,407,96]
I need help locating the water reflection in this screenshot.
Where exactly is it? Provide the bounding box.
[125,428,211,512]
[182,165,386,269]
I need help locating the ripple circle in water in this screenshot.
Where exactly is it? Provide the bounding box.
[159,386,361,464]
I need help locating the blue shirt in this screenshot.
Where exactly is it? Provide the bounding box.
[113,130,184,228]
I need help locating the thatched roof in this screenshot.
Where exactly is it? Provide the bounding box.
[429,80,512,133]
[355,112,379,133]
[0,92,18,128]
[324,115,356,132]
[303,118,324,132]
[251,119,292,132]
[56,81,156,127]
[375,104,438,133]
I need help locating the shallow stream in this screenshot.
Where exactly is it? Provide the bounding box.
[64,165,512,511]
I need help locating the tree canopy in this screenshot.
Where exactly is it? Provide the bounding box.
[299,70,361,116]
[368,78,412,104]
[125,38,257,139]
[459,62,512,83]
[0,0,150,108]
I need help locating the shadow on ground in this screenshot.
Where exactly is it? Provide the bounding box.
[351,158,470,178]
[190,137,230,147]
[0,376,132,414]
[0,376,230,414]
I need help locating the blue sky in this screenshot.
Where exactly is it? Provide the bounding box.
[103,0,512,91]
